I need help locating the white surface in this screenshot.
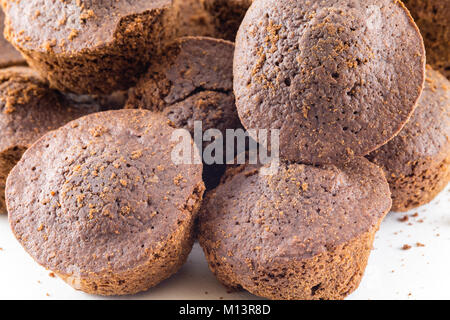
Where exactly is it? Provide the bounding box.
[0,185,449,300]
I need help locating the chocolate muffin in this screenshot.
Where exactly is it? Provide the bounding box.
[204,0,253,41]
[402,0,450,79]
[1,0,174,94]
[198,157,391,300]
[6,110,205,296]
[0,67,99,214]
[0,7,25,68]
[127,37,243,190]
[173,0,216,38]
[234,0,426,165]
[368,66,450,212]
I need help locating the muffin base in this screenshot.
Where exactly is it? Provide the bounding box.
[389,156,450,212]
[10,9,171,95]
[0,146,27,213]
[200,230,379,300]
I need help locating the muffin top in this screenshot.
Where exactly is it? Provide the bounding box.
[162,91,240,140]
[0,66,99,152]
[1,0,171,53]
[127,37,241,136]
[369,66,450,176]
[199,157,391,264]
[234,0,425,164]
[128,36,234,111]
[0,8,24,67]
[6,110,204,276]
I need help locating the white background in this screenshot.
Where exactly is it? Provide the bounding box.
[0,185,448,300]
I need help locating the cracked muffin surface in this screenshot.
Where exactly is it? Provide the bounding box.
[0,8,25,68]
[127,36,243,190]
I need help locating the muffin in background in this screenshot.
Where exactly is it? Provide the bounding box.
[368,66,450,212]
[0,8,25,68]
[0,67,100,213]
[1,0,175,94]
[403,0,450,79]
[204,0,253,41]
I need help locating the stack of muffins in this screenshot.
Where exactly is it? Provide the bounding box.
[0,0,448,299]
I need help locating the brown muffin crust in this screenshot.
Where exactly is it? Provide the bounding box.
[127,37,243,190]
[368,66,450,212]
[173,0,216,39]
[198,158,391,300]
[0,67,99,213]
[234,0,426,165]
[172,0,253,41]
[127,37,235,111]
[1,0,174,94]
[402,0,450,79]
[204,0,253,41]
[0,7,25,68]
[6,110,205,296]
